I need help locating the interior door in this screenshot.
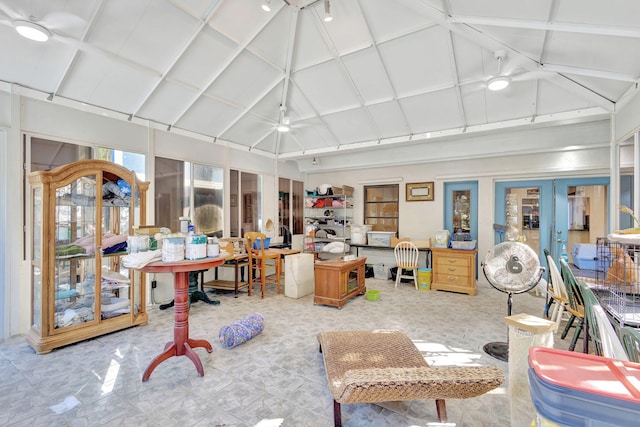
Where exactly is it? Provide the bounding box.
[494,180,554,265]
[444,181,478,241]
[554,177,610,261]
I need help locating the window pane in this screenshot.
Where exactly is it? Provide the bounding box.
[193,163,223,237]
[292,180,304,235]
[154,157,186,231]
[230,170,240,237]
[364,184,399,233]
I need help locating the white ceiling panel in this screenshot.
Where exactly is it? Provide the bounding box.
[342,47,395,104]
[367,100,410,139]
[323,107,377,143]
[167,27,238,90]
[208,0,272,44]
[206,50,282,107]
[360,0,437,43]
[401,88,464,133]
[293,60,361,115]
[176,95,242,136]
[137,81,199,125]
[378,26,455,98]
[1,0,638,161]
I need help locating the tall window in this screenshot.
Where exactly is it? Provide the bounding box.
[364,185,399,233]
[229,169,261,237]
[155,157,223,236]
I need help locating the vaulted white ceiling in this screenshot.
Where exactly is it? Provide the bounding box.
[1,0,638,163]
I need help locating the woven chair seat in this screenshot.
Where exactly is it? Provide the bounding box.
[317,329,504,426]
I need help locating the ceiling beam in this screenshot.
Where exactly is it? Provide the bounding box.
[278,107,609,159]
[448,15,640,39]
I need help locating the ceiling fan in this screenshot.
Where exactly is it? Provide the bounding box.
[0,2,87,41]
[486,50,551,90]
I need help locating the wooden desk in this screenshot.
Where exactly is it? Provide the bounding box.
[137,257,225,382]
[314,257,367,309]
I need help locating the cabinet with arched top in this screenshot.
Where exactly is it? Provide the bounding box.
[27,159,149,354]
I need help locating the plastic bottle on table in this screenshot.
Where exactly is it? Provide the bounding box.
[560,244,569,264]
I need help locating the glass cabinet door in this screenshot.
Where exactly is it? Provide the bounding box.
[52,175,98,331]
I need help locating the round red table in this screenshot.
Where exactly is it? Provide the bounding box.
[138,257,225,382]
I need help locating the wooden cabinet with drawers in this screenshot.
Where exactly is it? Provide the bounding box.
[431,247,477,295]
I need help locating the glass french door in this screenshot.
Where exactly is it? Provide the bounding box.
[495,178,609,268]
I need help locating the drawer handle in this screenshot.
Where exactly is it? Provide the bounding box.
[447,267,456,272]
[447,259,458,263]
[447,275,457,281]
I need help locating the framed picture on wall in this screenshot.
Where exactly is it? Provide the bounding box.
[406,182,434,201]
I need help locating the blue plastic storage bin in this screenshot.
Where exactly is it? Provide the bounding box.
[528,347,640,427]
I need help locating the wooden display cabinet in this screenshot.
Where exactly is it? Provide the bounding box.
[27,159,149,354]
[314,257,366,308]
[431,248,477,296]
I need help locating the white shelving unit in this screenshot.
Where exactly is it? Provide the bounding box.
[304,194,352,259]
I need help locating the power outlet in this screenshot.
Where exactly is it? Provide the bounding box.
[151,280,157,289]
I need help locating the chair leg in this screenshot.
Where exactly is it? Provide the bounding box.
[395,270,400,288]
[569,318,584,352]
[276,258,282,294]
[333,400,342,427]
[561,314,576,339]
[413,268,418,290]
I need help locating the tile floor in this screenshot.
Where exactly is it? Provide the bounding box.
[0,277,576,426]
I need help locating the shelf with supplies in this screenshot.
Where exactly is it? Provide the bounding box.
[27,159,149,354]
[304,193,353,259]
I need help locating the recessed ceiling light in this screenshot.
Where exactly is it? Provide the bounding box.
[261,0,271,12]
[15,20,50,42]
[487,75,511,91]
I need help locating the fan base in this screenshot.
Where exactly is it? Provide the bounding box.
[484,341,509,362]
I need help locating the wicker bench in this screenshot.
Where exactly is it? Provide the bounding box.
[317,329,504,426]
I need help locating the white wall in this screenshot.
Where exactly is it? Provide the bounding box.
[306,144,612,285]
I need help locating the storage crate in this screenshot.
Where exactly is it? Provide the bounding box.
[367,231,395,247]
[451,240,476,250]
[373,264,389,279]
[332,185,354,197]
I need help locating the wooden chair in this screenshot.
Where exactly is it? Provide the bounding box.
[620,326,640,363]
[393,241,419,289]
[559,259,586,352]
[245,232,281,298]
[577,280,628,360]
[545,253,570,329]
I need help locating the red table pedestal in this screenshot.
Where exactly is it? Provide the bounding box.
[138,258,224,382]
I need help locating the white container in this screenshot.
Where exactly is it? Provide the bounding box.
[162,237,185,262]
[434,230,450,248]
[351,225,372,245]
[284,253,315,298]
[179,216,190,234]
[207,242,220,257]
[367,231,395,247]
[185,233,207,260]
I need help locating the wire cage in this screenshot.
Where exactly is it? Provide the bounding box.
[594,237,640,327]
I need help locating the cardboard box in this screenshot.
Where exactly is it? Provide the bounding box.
[390,237,410,247]
[333,185,354,197]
